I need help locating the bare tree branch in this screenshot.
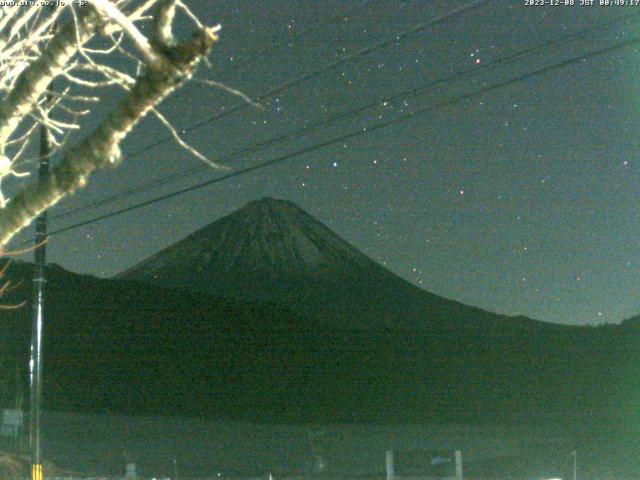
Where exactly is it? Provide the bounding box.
[0,7,102,151]
[0,0,228,248]
[0,23,220,246]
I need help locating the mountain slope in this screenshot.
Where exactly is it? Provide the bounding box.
[0,261,636,427]
[119,197,554,332]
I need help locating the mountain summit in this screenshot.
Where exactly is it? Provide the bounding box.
[121,197,377,278]
[119,197,383,286]
[120,197,543,331]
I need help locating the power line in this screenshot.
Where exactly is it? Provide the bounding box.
[218,0,378,75]
[52,10,640,221]
[53,0,491,221]
[114,0,493,156]
[155,0,380,106]
[40,34,640,240]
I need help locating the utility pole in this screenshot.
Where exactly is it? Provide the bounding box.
[570,450,577,480]
[29,48,53,480]
[30,115,49,480]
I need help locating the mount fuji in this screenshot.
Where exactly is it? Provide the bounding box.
[119,197,546,332]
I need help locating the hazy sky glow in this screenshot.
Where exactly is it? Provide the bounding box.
[9,0,640,325]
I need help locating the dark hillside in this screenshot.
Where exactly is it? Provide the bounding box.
[0,260,635,431]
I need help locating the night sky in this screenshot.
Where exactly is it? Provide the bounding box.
[8,0,640,325]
